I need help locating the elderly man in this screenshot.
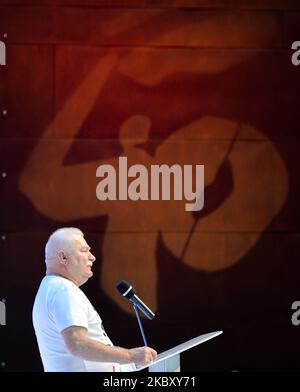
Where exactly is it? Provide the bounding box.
[33,227,157,372]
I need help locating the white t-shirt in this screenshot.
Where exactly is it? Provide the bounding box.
[33,275,129,372]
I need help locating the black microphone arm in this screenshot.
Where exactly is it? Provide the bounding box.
[116,280,155,320]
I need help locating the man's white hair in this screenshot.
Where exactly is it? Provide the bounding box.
[45,227,84,264]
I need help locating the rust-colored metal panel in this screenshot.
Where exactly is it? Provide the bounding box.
[284,11,300,44]
[16,138,288,231]
[0,6,282,47]
[0,0,299,373]
[1,0,300,10]
[0,45,53,138]
[53,46,299,142]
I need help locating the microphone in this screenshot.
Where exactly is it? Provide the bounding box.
[116,280,155,320]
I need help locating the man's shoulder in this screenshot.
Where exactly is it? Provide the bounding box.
[40,275,79,296]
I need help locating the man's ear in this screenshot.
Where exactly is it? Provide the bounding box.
[58,250,68,266]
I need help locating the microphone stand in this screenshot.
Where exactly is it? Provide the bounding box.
[132,303,148,346]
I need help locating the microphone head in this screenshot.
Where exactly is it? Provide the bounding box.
[116,280,136,300]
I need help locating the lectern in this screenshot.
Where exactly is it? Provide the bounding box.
[135,330,223,372]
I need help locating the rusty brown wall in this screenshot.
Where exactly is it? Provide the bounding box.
[0,0,300,371]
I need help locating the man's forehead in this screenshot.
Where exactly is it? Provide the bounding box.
[73,235,89,248]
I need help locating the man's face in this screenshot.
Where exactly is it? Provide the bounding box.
[64,235,96,286]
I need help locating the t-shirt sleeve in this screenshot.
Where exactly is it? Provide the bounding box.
[50,287,88,333]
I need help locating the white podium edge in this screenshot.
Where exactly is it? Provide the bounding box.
[134,330,223,372]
